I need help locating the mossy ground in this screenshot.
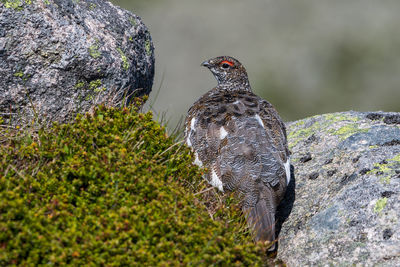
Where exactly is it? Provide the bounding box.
[0,104,268,266]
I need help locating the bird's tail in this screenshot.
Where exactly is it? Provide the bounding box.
[244,200,277,251]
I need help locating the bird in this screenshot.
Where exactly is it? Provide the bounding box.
[184,56,290,250]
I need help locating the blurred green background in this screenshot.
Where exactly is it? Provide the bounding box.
[112,0,400,129]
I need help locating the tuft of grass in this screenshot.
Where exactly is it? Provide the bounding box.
[0,103,266,266]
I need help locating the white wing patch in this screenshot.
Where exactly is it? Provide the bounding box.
[284,158,291,185]
[190,117,197,131]
[211,169,224,192]
[219,126,228,139]
[186,135,192,147]
[193,152,203,167]
[255,114,265,129]
[186,117,197,148]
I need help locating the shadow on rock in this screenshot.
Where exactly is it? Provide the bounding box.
[275,164,296,251]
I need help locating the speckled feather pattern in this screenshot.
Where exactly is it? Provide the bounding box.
[185,56,290,245]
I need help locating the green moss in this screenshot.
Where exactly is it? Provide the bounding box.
[117,48,129,70]
[89,43,101,59]
[374,198,387,213]
[0,105,265,266]
[145,40,152,56]
[43,0,50,5]
[88,3,96,10]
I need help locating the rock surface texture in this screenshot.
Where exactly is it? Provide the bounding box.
[0,0,154,124]
[278,111,400,266]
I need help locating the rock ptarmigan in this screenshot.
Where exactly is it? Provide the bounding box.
[184,56,290,250]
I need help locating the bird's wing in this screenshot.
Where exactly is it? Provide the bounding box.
[259,99,291,186]
[185,92,232,191]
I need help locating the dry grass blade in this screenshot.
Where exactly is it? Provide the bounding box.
[9,165,27,180]
[193,186,214,196]
[155,140,184,158]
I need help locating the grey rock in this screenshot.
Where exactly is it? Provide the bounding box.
[0,0,154,124]
[278,111,400,266]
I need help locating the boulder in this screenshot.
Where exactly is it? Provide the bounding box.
[0,0,154,124]
[278,111,400,266]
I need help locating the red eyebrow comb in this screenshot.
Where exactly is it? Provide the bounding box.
[220,60,234,66]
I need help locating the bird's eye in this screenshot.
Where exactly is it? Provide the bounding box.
[220,60,234,69]
[221,63,230,69]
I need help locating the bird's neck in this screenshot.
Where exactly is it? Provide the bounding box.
[217,82,251,93]
[216,75,252,92]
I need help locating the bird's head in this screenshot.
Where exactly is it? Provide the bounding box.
[201,56,251,90]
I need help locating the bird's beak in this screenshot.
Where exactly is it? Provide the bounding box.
[201,61,210,68]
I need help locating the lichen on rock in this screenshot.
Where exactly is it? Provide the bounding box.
[278,111,400,266]
[0,0,155,125]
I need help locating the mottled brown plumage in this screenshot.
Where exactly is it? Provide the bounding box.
[185,56,290,250]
